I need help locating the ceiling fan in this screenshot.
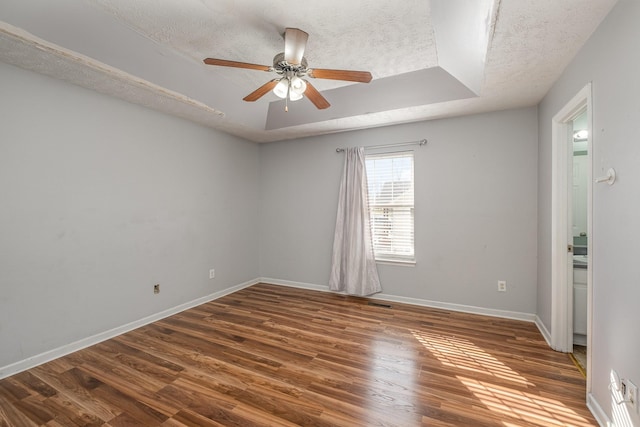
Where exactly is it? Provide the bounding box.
[203,28,372,111]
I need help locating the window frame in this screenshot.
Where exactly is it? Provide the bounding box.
[365,150,416,265]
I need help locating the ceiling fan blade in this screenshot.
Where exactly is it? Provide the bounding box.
[284,28,308,65]
[243,80,279,102]
[203,58,271,71]
[308,68,373,83]
[304,81,330,110]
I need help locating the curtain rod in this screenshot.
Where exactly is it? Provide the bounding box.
[335,139,427,153]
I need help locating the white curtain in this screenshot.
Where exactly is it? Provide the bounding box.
[329,147,382,296]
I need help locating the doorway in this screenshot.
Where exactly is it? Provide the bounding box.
[550,84,593,391]
[571,110,588,373]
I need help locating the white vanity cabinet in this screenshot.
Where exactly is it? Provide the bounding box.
[573,267,588,338]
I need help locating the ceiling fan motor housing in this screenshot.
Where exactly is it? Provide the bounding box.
[272,52,308,77]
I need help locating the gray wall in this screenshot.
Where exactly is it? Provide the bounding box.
[538,0,640,423]
[259,108,538,314]
[0,62,260,369]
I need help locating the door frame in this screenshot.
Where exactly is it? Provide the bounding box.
[550,83,593,389]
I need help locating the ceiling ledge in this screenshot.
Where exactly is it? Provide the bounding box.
[265,67,476,130]
[430,0,497,95]
[0,22,226,127]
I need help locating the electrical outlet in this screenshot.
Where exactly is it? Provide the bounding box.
[498,280,507,292]
[209,269,215,279]
[154,284,160,294]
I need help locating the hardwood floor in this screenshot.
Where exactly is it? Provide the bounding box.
[0,283,596,426]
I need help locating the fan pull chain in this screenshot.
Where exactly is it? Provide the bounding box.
[285,83,290,112]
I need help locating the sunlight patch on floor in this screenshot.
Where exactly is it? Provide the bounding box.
[411,329,594,426]
[411,330,531,386]
[458,376,593,426]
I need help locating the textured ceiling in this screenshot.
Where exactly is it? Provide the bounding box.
[0,0,619,142]
[91,0,438,89]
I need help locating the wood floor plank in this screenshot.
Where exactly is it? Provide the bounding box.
[89,380,168,425]
[0,283,596,426]
[30,366,117,422]
[0,394,40,427]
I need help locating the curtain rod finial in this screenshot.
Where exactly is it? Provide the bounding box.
[419,139,427,146]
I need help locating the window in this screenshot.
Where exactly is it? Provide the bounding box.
[365,151,415,263]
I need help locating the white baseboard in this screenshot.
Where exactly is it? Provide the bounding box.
[535,315,553,347]
[0,278,259,380]
[259,277,330,293]
[372,292,536,322]
[588,392,611,427]
[259,277,536,322]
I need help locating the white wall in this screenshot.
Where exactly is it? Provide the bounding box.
[259,108,538,315]
[538,0,640,424]
[0,62,260,371]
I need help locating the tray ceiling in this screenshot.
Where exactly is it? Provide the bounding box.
[0,0,618,142]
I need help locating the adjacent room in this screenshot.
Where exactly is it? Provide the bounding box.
[1,0,639,425]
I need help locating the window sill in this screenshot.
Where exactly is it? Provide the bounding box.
[375,259,416,267]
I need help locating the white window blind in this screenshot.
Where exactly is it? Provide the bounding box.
[365,151,415,263]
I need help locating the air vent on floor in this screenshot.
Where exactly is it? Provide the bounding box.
[368,302,392,308]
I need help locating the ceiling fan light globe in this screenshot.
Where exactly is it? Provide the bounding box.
[290,76,307,96]
[273,79,289,98]
[289,91,304,101]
